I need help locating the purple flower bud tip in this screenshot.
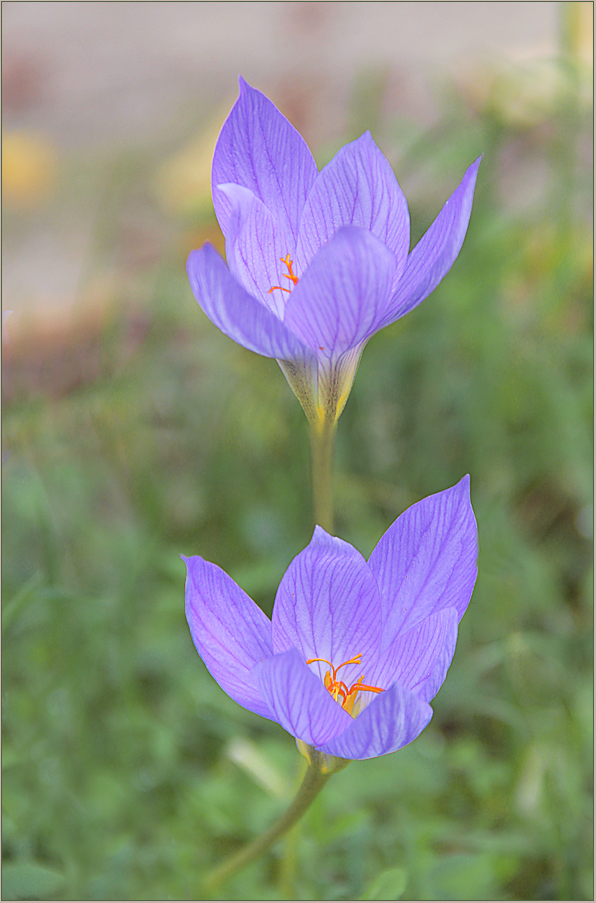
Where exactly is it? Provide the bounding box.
[186,78,481,425]
[183,476,478,760]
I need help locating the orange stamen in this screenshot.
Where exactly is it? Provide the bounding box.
[268,254,299,294]
[306,653,384,715]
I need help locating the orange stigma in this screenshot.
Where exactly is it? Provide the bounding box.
[306,653,384,716]
[268,254,299,294]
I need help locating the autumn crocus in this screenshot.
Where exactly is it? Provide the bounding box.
[184,476,477,767]
[186,77,481,428]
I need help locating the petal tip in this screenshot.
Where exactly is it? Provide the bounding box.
[466,156,482,184]
[186,242,217,273]
[458,473,471,492]
[312,524,333,542]
[441,474,475,520]
[237,75,251,93]
[237,76,261,102]
[453,473,474,506]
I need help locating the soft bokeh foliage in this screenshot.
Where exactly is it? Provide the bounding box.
[2,51,592,902]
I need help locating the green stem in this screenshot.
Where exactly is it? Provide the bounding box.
[279,821,298,900]
[203,765,331,892]
[309,419,337,533]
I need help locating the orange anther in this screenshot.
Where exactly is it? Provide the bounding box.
[352,683,384,694]
[306,653,383,714]
[307,656,335,670]
[268,254,299,294]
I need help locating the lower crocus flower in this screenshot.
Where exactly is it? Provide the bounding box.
[183,476,477,764]
[187,78,481,427]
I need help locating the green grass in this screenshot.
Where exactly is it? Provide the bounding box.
[2,55,592,900]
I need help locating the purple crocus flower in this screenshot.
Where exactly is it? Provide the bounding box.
[183,476,477,762]
[187,78,481,426]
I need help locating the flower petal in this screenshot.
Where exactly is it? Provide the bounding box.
[320,680,433,760]
[272,526,382,689]
[377,157,481,327]
[296,132,410,272]
[368,476,478,646]
[211,77,318,246]
[276,358,320,426]
[186,243,317,365]
[367,607,459,702]
[183,555,273,719]
[255,648,353,746]
[217,183,293,316]
[284,226,397,359]
[411,611,460,704]
[317,343,364,424]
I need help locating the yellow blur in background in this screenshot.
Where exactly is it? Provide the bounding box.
[154,106,230,218]
[2,130,58,210]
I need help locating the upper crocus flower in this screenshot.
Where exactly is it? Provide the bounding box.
[187,78,481,427]
[183,476,477,764]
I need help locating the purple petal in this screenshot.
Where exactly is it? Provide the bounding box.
[186,243,316,367]
[368,607,459,703]
[317,343,364,424]
[217,183,294,316]
[320,680,433,760]
[284,227,397,360]
[411,611,460,703]
[272,526,382,690]
[377,157,481,328]
[368,476,478,646]
[296,132,409,274]
[211,77,318,246]
[255,648,353,746]
[183,556,273,719]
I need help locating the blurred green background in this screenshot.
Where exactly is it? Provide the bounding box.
[2,3,593,900]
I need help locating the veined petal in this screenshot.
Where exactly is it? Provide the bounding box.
[212,77,318,244]
[255,648,353,746]
[276,358,321,427]
[317,343,365,424]
[320,680,433,760]
[296,132,410,273]
[411,611,459,703]
[376,157,481,328]
[368,476,478,645]
[367,607,459,702]
[284,227,397,360]
[217,183,293,316]
[183,556,273,719]
[272,526,382,689]
[186,243,315,362]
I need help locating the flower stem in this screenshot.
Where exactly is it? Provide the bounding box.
[310,419,337,533]
[202,765,331,892]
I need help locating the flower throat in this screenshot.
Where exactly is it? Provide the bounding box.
[306,654,384,716]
